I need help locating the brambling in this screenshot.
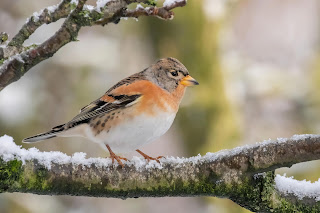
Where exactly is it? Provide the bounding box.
[23,57,199,167]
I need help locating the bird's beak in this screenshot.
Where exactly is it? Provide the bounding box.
[180,75,199,86]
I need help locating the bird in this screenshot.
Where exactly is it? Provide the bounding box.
[23,57,199,167]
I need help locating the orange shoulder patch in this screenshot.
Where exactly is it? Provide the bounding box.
[100,94,116,103]
[109,80,153,96]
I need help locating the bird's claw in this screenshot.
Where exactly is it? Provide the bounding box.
[136,149,164,163]
[110,154,128,167]
[106,144,128,168]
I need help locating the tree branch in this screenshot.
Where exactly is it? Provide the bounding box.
[0,0,186,91]
[1,134,320,212]
[7,0,74,49]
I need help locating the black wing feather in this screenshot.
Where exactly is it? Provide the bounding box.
[66,94,141,127]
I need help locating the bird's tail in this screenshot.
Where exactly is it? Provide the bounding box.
[22,124,65,143]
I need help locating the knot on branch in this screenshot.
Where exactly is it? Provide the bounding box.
[0,32,8,44]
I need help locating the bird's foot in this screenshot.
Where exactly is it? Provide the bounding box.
[106,145,128,167]
[109,154,128,167]
[136,149,164,163]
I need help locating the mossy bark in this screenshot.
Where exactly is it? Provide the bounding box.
[1,159,319,212]
[2,135,320,212]
[0,158,270,209]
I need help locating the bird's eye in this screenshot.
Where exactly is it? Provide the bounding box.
[170,70,178,77]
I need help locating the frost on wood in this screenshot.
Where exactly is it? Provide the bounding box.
[2,135,320,212]
[275,174,320,201]
[163,0,186,8]
[1,134,317,171]
[96,0,111,12]
[0,135,251,171]
[0,135,208,170]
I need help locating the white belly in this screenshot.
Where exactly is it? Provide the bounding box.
[85,112,176,153]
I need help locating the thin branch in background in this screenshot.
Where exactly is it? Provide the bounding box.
[7,0,74,49]
[0,0,187,91]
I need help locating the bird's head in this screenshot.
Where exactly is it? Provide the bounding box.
[145,57,199,92]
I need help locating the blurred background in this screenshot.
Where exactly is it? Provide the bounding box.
[1,0,320,212]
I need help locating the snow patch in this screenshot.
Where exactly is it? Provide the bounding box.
[291,134,315,140]
[30,2,59,23]
[71,0,79,5]
[14,54,25,63]
[96,0,111,12]
[0,135,112,170]
[0,134,318,170]
[0,135,222,170]
[47,5,58,13]
[276,137,287,143]
[1,54,25,72]
[136,4,144,10]
[83,4,95,12]
[32,10,43,22]
[275,174,320,201]
[163,0,185,7]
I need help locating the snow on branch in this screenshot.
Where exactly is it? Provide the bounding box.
[1,134,320,212]
[0,0,187,91]
[275,174,320,202]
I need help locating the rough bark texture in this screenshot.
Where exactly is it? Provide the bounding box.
[1,135,320,212]
[0,0,186,91]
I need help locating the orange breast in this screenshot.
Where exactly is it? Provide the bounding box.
[109,80,186,116]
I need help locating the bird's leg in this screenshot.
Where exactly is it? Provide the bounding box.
[136,149,164,163]
[106,145,128,167]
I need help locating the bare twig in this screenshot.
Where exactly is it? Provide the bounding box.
[96,0,187,25]
[7,0,74,49]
